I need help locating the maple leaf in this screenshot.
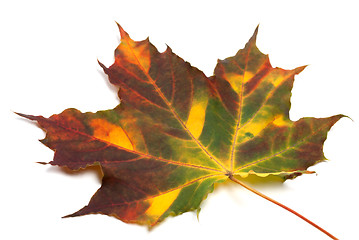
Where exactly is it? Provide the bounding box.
[19,24,342,238]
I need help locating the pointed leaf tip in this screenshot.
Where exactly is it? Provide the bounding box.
[115,22,129,39]
[165,44,173,53]
[250,25,259,43]
[14,112,27,117]
[36,162,48,165]
[294,65,308,74]
[97,60,108,73]
[15,112,37,121]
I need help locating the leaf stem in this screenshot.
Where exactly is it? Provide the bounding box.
[228,175,338,240]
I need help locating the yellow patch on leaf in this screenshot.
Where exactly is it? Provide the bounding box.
[273,116,291,127]
[235,170,270,178]
[271,75,287,87]
[120,40,151,73]
[225,73,242,93]
[236,117,274,144]
[145,188,181,218]
[225,72,254,94]
[243,71,255,83]
[90,119,133,150]
[186,97,209,138]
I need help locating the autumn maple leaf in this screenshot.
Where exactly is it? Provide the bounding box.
[18,24,342,239]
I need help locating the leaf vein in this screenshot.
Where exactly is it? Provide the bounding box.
[122,36,227,171]
[234,120,332,172]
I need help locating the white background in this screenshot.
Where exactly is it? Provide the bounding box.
[1,0,358,239]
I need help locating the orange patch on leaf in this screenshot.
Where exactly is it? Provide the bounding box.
[90,119,134,150]
[118,38,151,73]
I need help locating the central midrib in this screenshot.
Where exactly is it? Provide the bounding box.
[233,119,335,173]
[123,37,228,172]
[36,114,225,174]
[229,41,254,172]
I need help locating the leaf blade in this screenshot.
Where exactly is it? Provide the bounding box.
[234,115,344,178]
[103,24,228,171]
[19,25,344,228]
